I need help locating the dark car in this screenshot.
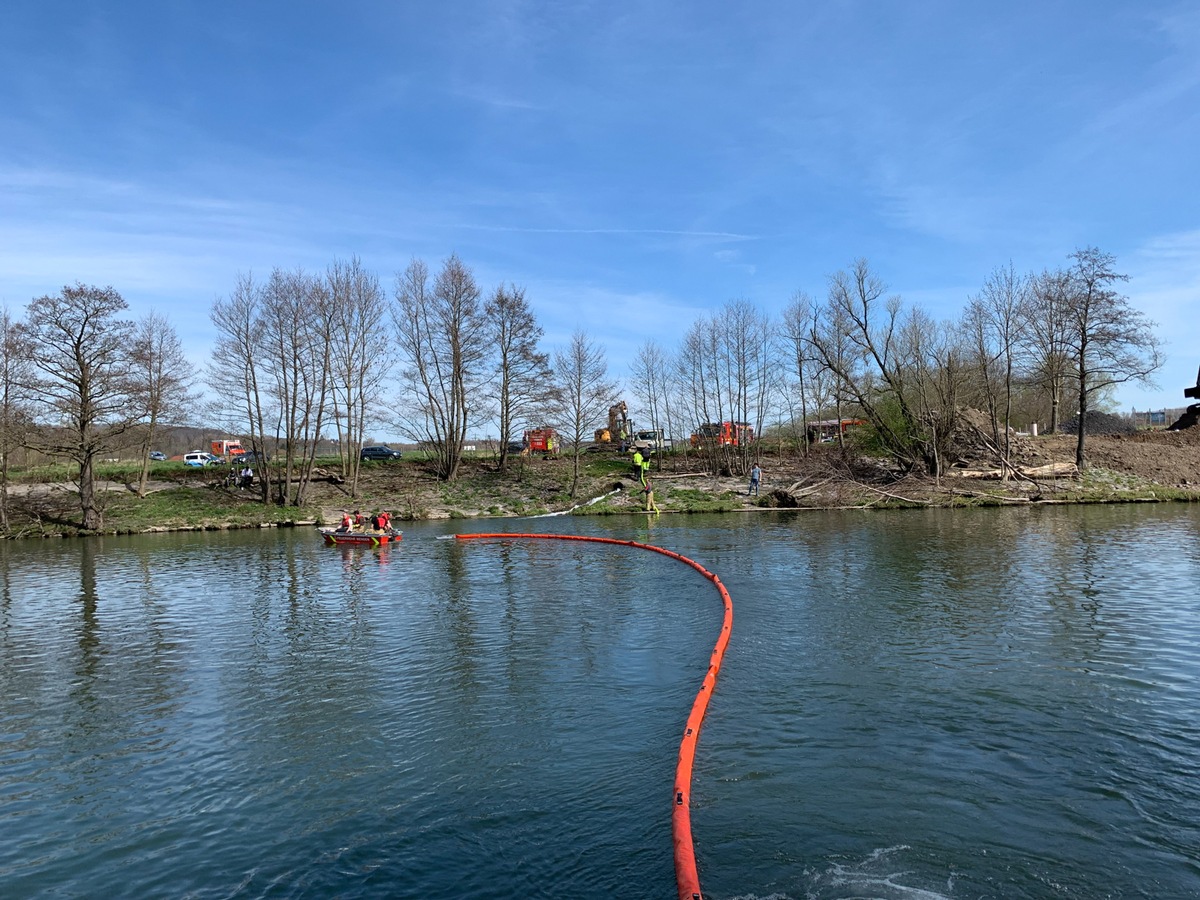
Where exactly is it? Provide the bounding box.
[360,445,402,461]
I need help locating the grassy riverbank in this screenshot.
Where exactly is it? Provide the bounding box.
[3,427,1199,539]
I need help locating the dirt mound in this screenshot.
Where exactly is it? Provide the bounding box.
[1060,411,1137,436]
[1083,429,1200,485]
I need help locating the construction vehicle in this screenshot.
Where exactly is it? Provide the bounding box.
[632,429,669,453]
[593,401,632,447]
[210,439,247,460]
[806,418,867,443]
[690,421,754,449]
[523,427,559,455]
[1169,365,1200,430]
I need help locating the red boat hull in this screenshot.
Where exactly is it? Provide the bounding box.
[319,529,402,547]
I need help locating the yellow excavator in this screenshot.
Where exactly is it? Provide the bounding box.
[594,401,631,447]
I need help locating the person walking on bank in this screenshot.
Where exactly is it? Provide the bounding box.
[749,463,761,497]
[631,448,646,484]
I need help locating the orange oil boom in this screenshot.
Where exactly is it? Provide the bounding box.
[454,532,733,900]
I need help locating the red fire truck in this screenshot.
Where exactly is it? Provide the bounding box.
[523,427,559,455]
[690,421,754,448]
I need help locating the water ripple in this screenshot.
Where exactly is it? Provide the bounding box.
[2,509,1200,898]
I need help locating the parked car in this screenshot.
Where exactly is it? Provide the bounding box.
[360,445,402,461]
[149,451,167,461]
[183,451,221,467]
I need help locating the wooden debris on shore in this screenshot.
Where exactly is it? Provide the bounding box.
[950,461,1077,480]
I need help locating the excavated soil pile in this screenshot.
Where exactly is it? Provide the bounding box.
[1076,426,1200,486]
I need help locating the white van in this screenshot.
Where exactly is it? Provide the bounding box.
[183,451,219,467]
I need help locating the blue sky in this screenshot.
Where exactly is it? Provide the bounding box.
[3,1,1198,418]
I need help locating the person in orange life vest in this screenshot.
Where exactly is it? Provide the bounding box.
[378,510,391,532]
[353,509,367,529]
[338,511,352,532]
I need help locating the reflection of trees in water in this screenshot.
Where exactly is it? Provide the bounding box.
[75,540,100,691]
[1025,506,1198,664]
[1038,511,1118,649]
[442,539,481,696]
[843,509,1032,641]
[235,539,390,766]
[19,539,190,792]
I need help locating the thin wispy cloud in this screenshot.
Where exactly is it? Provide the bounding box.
[458,224,755,240]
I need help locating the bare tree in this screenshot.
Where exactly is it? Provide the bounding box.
[813,259,962,475]
[719,299,775,467]
[812,261,913,464]
[129,311,196,497]
[808,294,860,449]
[554,330,618,496]
[963,263,1029,475]
[897,307,968,483]
[675,300,773,475]
[326,257,392,497]
[486,283,552,473]
[1021,268,1075,434]
[393,255,489,481]
[257,268,334,506]
[660,350,695,469]
[17,284,136,530]
[1062,247,1163,469]
[0,306,35,530]
[630,339,673,469]
[210,273,273,503]
[781,291,826,455]
[676,319,719,464]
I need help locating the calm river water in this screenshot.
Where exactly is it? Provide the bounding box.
[2,505,1199,899]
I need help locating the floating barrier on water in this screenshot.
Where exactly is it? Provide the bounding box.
[454,532,733,900]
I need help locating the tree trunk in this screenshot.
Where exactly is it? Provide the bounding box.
[80,455,101,530]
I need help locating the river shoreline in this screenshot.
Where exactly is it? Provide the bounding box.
[4,429,1198,538]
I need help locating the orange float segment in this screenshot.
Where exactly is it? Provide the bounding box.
[454,532,731,900]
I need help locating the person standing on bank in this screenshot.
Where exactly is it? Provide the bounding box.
[631,448,645,484]
[643,477,660,514]
[749,463,761,496]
